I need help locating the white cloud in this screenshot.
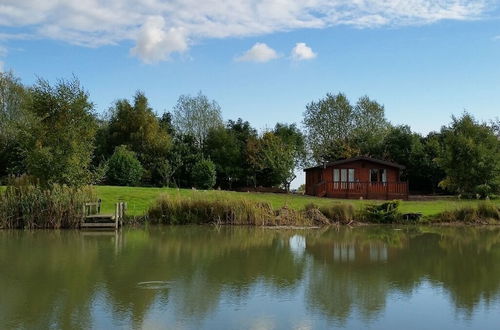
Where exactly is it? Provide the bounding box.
[236,42,279,62]
[291,42,316,61]
[130,16,188,63]
[0,0,493,63]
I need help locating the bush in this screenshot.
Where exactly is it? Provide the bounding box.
[363,200,401,223]
[106,145,144,186]
[0,176,95,229]
[191,159,216,189]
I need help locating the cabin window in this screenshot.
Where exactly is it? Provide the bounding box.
[370,169,387,183]
[333,168,355,182]
[340,169,347,182]
[348,169,355,182]
[333,169,339,182]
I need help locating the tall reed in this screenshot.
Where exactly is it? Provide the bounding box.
[436,202,500,223]
[147,194,315,226]
[0,176,95,229]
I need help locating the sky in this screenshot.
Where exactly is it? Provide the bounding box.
[1,1,500,187]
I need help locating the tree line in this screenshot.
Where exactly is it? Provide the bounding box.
[0,72,498,197]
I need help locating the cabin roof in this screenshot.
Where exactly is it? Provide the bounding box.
[303,156,405,171]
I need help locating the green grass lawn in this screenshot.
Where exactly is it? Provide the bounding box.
[92,185,500,218]
[1,184,497,218]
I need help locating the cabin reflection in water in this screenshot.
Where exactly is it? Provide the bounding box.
[331,243,388,262]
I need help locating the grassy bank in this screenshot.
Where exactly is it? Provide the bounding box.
[1,185,499,228]
[92,185,499,218]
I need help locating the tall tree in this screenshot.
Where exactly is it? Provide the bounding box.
[0,72,31,177]
[205,118,258,189]
[303,93,389,163]
[205,126,241,189]
[351,96,390,156]
[25,77,97,186]
[303,93,355,163]
[382,125,427,191]
[106,91,171,185]
[437,113,500,197]
[249,132,297,191]
[173,92,223,149]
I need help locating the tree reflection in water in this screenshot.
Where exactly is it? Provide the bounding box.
[0,226,499,329]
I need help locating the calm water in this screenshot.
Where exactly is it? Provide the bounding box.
[1,226,500,329]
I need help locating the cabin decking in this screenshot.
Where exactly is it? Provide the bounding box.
[312,181,409,200]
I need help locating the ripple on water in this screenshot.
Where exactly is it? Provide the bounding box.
[137,281,173,290]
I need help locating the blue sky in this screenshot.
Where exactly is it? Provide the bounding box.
[1,1,499,137]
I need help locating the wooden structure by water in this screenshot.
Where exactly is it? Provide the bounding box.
[81,200,126,229]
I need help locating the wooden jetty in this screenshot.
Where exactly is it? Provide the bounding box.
[81,200,126,229]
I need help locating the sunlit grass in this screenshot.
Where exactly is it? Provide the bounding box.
[92,185,499,218]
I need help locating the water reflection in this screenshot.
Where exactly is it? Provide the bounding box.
[0,226,500,329]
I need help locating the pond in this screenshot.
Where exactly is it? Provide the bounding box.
[1,226,500,329]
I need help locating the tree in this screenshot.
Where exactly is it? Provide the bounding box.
[168,133,203,188]
[303,93,355,162]
[0,72,31,178]
[205,126,241,189]
[351,96,390,156]
[191,159,216,189]
[382,125,428,192]
[25,77,97,186]
[249,132,297,191]
[437,113,500,197]
[303,93,389,163]
[106,145,144,186]
[105,91,171,185]
[204,118,258,189]
[172,92,223,149]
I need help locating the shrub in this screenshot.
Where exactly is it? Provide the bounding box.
[363,200,401,223]
[106,145,144,186]
[191,159,216,189]
[0,176,95,229]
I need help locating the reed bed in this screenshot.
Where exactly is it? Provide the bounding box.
[435,202,500,224]
[147,194,319,226]
[0,178,95,229]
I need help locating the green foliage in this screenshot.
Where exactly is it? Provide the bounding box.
[363,200,401,223]
[25,77,97,186]
[437,113,500,197]
[173,91,223,148]
[0,176,95,229]
[205,126,242,188]
[106,146,144,186]
[191,159,216,189]
[248,132,296,190]
[168,134,202,188]
[105,91,171,185]
[303,93,389,162]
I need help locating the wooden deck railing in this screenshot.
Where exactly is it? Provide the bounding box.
[313,181,408,199]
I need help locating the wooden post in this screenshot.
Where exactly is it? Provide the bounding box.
[115,203,119,229]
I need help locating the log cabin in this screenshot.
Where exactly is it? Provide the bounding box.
[304,156,408,200]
